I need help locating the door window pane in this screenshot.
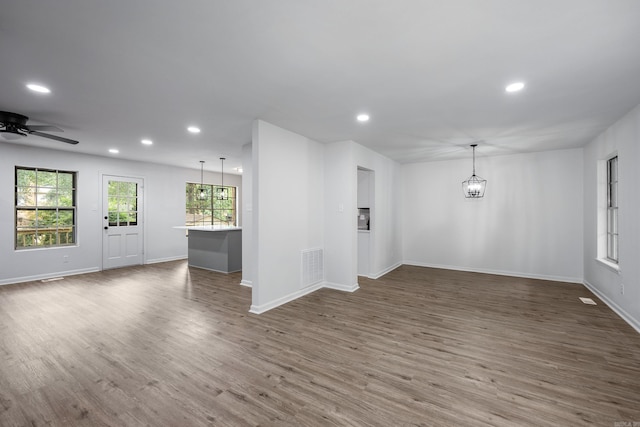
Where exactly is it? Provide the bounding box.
[108,180,138,227]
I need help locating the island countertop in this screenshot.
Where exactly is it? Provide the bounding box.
[173,225,242,232]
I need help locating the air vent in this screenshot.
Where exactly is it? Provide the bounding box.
[579,297,597,305]
[301,248,323,288]
[41,277,64,283]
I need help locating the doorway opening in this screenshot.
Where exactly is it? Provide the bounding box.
[357,167,374,277]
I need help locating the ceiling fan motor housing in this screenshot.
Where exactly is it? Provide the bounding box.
[0,111,30,135]
[0,111,78,144]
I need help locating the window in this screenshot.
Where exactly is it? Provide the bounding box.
[15,167,77,249]
[606,156,618,263]
[185,183,237,227]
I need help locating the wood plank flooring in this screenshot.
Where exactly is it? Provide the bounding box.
[1,261,640,426]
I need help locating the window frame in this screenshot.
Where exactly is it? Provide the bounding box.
[185,182,237,227]
[606,155,618,263]
[15,166,78,250]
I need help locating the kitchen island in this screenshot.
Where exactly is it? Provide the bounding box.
[177,226,242,273]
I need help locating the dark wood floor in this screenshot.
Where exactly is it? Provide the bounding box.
[1,262,640,426]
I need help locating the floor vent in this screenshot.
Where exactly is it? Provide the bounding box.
[301,248,323,287]
[579,297,597,305]
[41,277,64,283]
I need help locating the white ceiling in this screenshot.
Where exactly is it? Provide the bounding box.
[2,0,640,173]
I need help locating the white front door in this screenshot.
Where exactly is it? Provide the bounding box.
[102,175,144,269]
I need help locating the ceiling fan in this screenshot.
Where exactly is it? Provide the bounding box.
[0,111,79,145]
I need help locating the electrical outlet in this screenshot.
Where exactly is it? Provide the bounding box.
[620,283,624,295]
[63,255,69,263]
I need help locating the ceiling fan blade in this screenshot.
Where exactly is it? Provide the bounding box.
[29,130,79,145]
[27,125,64,132]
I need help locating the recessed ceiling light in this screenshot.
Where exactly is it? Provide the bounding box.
[26,83,51,94]
[187,126,201,134]
[109,148,119,154]
[505,82,525,93]
[141,139,153,145]
[357,114,370,122]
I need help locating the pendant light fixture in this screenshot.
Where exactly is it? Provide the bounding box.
[461,144,487,198]
[216,157,228,200]
[198,160,206,199]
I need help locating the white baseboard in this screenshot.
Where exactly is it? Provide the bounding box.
[145,255,187,264]
[367,262,402,279]
[324,281,359,292]
[188,264,241,274]
[248,261,583,316]
[249,280,361,314]
[249,282,325,314]
[240,279,252,288]
[402,260,583,284]
[0,267,101,286]
[582,280,640,334]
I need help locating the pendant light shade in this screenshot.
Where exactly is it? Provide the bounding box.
[462,144,486,198]
[216,157,228,200]
[198,160,206,199]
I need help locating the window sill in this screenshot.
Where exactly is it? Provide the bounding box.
[596,258,620,274]
[15,244,78,252]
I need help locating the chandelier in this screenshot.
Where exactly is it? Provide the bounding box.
[461,144,486,198]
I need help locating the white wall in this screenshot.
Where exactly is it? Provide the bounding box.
[324,140,402,289]
[583,104,640,332]
[248,126,402,312]
[0,143,241,285]
[402,148,584,283]
[323,141,357,289]
[250,120,325,313]
[241,142,253,287]
[354,143,403,278]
